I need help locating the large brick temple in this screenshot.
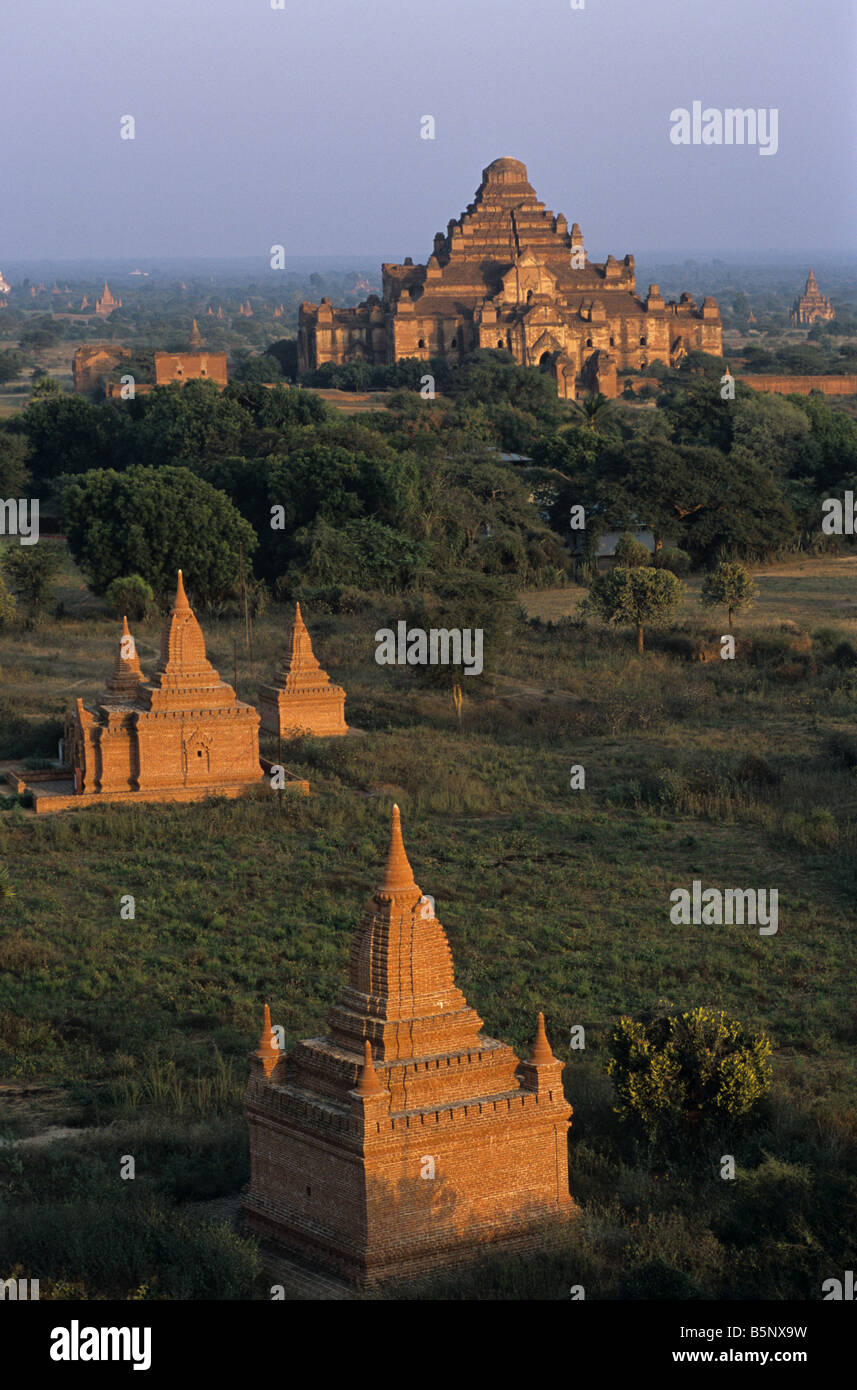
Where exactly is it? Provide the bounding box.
[298,156,722,399]
[40,571,265,812]
[789,268,835,326]
[243,805,574,1286]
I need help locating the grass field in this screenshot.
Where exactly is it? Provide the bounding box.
[1,545,856,1298]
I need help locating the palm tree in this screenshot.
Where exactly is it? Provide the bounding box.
[569,391,612,432]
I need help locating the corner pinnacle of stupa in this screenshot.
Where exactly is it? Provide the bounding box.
[355,1039,384,1096]
[376,804,420,901]
[531,1011,555,1064]
[174,569,190,611]
[256,1003,280,1078]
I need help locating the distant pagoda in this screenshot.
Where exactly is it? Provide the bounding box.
[243,805,574,1286]
[95,282,122,316]
[790,268,835,326]
[258,602,347,739]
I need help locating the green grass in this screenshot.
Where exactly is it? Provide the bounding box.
[1,547,856,1297]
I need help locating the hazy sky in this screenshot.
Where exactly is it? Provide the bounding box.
[1,0,854,262]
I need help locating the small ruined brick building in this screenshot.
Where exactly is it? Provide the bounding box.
[298,156,722,400]
[243,806,574,1285]
[62,572,262,805]
[789,268,835,326]
[258,602,347,739]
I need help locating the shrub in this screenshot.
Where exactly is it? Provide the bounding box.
[0,573,16,627]
[105,574,155,622]
[607,1006,773,1150]
[652,546,691,576]
[827,731,857,769]
[618,1258,705,1300]
[614,532,652,568]
[1,544,62,626]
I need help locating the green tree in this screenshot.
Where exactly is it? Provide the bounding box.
[0,432,31,495]
[60,466,257,603]
[569,391,612,433]
[2,543,62,626]
[607,1006,772,1149]
[16,393,129,490]
[582,565,684,654]
[105,574,155,621]
[0,349,25,385]
[30,375,63,398]
[131,380,253,470]
[613,532,652,567]
[701,560,758,627]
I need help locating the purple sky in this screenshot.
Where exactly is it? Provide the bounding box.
[1,0,854,261]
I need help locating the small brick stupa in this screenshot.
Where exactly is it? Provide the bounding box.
[243,806,574,1286]
[49,571,264,811]
[258,602,347,739]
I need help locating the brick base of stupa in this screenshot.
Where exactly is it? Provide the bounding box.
[241,1188,575,1288]
[258,687,348,739]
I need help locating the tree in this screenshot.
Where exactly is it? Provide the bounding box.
[0,432,31,495]
[105,574,155,621]
[613,532,652,567]
[2,543,62,626]
[582,565,684,654]
[701,560,758,627]
[15,393,129,491]
[0,350,24,385]
[569,391,612,433]
[607,1006,772,1149]
[131,380,253,470]
[60,466,257,603]
[264,338,298,380]
[30,375,63,398]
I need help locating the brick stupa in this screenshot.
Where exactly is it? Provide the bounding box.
[243,805,574,1286]
[258,602,347,739]
[49,571,265,811]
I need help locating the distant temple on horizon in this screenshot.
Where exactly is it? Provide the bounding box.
[298,157,722,400]
[790,268,835,326]
[243,805,574,1286]
[95,282,122,316]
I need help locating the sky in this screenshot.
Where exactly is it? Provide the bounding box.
[1,0,854,264]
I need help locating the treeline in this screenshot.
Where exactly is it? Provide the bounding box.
[1,348,856,608]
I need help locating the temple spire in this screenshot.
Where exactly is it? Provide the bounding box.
[355,1039,384,1096]
[174,569,190,611]
[531,1012,555,1064]
[378,804,419,899]
[104,614,143,699]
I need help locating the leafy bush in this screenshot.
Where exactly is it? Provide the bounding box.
[105,574,155,622]
[614,533,652,568]
[607,1006,773,1149]
[652,546,691,576]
